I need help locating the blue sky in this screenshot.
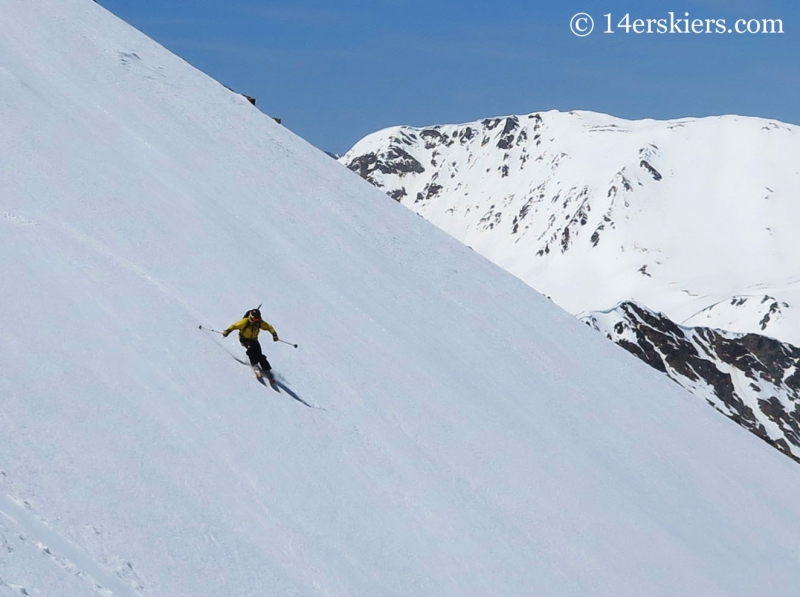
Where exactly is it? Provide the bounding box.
[100,0,799,154]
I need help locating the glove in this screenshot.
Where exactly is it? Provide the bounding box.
[222,330,230,337]
[272,332,279,342]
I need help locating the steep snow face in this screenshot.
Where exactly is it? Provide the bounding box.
[341,112,800,345]
[6,2,800,596]
[583,301,800,462]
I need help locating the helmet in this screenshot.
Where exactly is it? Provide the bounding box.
[249,308,262,322]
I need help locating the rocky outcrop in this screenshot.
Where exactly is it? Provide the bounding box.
[583,301,800,462]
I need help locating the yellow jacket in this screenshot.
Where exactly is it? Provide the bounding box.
[225,317,277,341]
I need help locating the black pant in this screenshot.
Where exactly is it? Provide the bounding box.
[240,338,271,371]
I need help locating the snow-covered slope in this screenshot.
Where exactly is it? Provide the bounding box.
[340,112,800,346]
[5,2,800,596]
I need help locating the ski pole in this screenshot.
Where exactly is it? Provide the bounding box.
[278,339,298,348]
[199,325,225,335]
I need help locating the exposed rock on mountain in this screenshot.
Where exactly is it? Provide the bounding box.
[583,301,800,463]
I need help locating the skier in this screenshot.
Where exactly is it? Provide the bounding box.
[222,308,280,381]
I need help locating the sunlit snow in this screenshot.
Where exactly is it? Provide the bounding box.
[3,2,800,596]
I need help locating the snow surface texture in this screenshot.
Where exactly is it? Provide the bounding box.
[340,112,800,346]
[4,1,800,595]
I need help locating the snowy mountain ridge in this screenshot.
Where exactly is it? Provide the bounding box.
[341,110,800,345]
[341,110,800,462]
[5,1,800,595]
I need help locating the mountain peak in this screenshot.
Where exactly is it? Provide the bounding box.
[341,110,800,344]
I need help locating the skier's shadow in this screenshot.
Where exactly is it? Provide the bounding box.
[273,380,325,411]
[232,356,325,410]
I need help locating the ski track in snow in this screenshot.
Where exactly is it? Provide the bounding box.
[0,494,141,597]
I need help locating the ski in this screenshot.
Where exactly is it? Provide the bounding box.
[253,366,279,391]
[265,370,279,391]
